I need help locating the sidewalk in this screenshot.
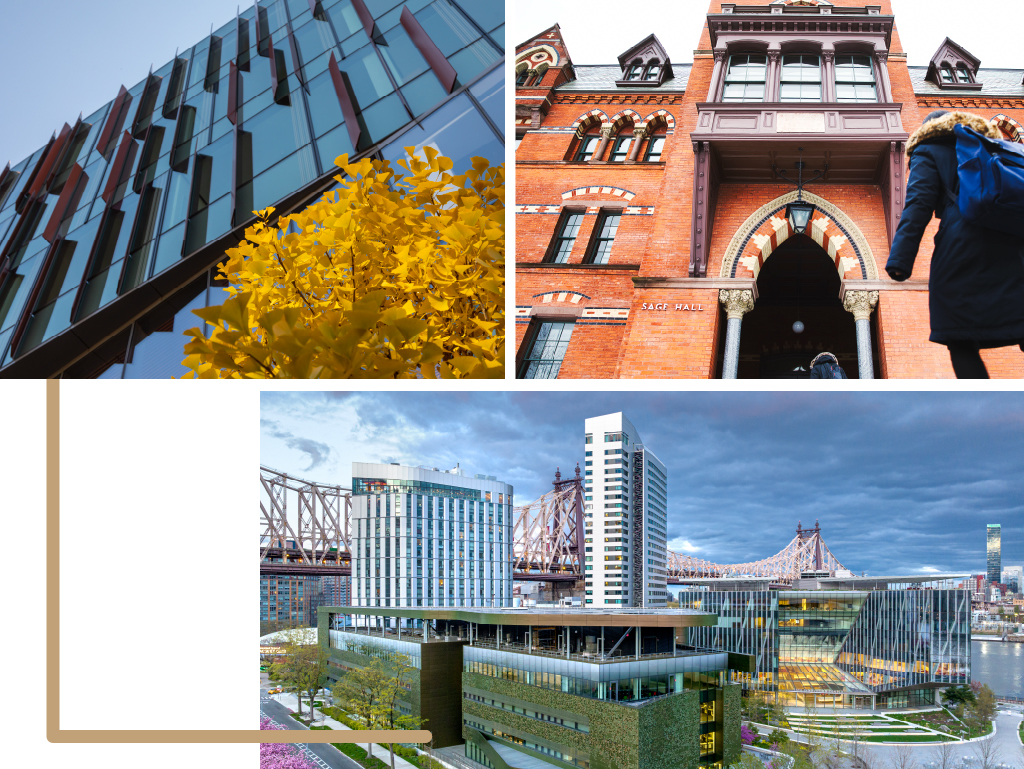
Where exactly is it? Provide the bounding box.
[269,691,420,769]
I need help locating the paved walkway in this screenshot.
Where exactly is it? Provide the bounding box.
[266,690,420,769]
[857,711,1023,768]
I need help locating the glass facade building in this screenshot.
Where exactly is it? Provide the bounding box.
[583,413,668,608]
[0,0,503,378]
[679,577,971,709]
[987,524,1001,585]
[351,462,514,609]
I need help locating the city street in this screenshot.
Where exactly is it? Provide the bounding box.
[260,697,361,769]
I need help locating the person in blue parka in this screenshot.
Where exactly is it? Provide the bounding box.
[885,110,1024,378]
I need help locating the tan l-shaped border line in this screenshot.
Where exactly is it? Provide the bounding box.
[46,380,432,745]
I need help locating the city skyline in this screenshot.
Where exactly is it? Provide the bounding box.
[261,391,1023,579]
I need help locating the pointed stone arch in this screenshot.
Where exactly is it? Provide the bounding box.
[719,190,878,280]
[570,109,612,138]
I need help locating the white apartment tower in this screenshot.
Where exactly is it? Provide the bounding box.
[351,462,513,610]
[583,413,669,608]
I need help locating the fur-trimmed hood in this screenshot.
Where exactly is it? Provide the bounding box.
[906,111,1002,156]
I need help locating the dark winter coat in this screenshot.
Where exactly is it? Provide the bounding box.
[886,111,1024,346]
[809,353,847,379]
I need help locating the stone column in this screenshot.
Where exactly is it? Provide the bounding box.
[766,51,781,102]
[842,290,879,379]
[719,289,755,379]
[627,127,646,161]
[874,51,892,102]
[821,51,835,102]
[591,126,613,163]
[708,49,727,101]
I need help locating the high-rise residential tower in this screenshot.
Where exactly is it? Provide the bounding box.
[987,524,1001,584]
[351,462,513,610]
[583,413,668,607]
[1002,566,1022,594]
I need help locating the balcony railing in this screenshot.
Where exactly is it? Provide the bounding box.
[691,101,906,140]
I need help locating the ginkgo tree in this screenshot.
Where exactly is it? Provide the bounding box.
[181,147,504,378]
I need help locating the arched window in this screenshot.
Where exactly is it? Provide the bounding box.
[835,55,877,102]
[625,63,643,81]
[940,66,954,83]
[644,136,666,162]
[609,133,633,162]
[780,54,821,102]
[575,134,601,161]
[723,54,767,102]
[516,70,532,86]
[955,65,972,83]
[643,62,661,81]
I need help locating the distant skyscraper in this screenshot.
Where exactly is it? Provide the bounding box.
[1002,566,1022,594]
[583,413,668,608]
[987,524,1001,584]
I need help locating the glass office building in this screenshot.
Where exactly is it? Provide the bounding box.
[0,0,503,378]
[679,574,971,709]
[987,524,1001,585]
[351,462,514,609]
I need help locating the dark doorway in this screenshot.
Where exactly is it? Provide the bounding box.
[715,234,879,378]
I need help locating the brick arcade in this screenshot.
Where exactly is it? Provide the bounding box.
[514,0,1024,379]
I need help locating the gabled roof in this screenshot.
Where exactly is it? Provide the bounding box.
[925,37,982,87]
[516,23,564,53]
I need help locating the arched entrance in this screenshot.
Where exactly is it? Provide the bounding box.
[716,191,881,378]
[717,234,880,378]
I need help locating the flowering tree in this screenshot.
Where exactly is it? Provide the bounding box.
[260,716,318,769]
[741,724,757,745]
[182,148,504,378]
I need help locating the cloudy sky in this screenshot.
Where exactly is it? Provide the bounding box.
[514,0,1024,68]
[261,391,1023,577]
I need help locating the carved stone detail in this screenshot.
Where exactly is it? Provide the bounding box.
[767,50,782,63]
[842,290,879,321]
[719,289,755,319]
[599,126,614,139]
[713,49,727,63]
[821,51,835,64]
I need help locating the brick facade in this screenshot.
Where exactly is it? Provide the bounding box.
[515,2,1024,378]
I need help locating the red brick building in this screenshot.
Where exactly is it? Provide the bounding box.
[514,0,1024,379]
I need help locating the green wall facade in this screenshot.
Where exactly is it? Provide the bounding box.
[721,684,741,768]
[462,671,705,769]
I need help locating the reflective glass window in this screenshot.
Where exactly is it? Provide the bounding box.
[379,25,430,87]
[519,321,575,379]
[722,53,766,102]
[242,101,313,178]
[124,278,209,379]
[469,65,502,127]
[644,136,665,162]
[401,70,447,117]
[380,93,501,176]
[293,18,337,66]
[337,45,395,108]
[780,54,821,102]
[549,212,583,264]
[588,213,620,265]
[835,55,877,102]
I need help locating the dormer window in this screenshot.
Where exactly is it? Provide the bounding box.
[643,65,660,81]
[780,54,821,102]
[956,65,972,83]
[723,54,767,102]
[625,65,643,81]
[614,34,673,88]
[940,67,954,83]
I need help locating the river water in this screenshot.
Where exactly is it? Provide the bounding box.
[971,639,1024,698]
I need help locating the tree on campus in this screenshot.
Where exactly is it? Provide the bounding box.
[182,149,504,379]
[971,736,1002,769]
[270,627,329,722]
[332,653,423,766]
[887,743,918,769]
[929,740,958,769]
[941,684,976,718]
[969,683,998,727]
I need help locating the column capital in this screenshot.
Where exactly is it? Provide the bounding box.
[713,49,727,63]
[719,289,755,320]
[875,50,889,63]
[821,50,835,64]
[599,126,613,139]
[632,126,647,137]
[842,290,879,321]
[767,50,782,64]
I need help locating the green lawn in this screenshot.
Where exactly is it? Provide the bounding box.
[860,734,955,744]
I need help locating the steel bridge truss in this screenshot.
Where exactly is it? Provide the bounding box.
[260,465,351,565]
[667,520,848,584]
[512,466,585,578]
